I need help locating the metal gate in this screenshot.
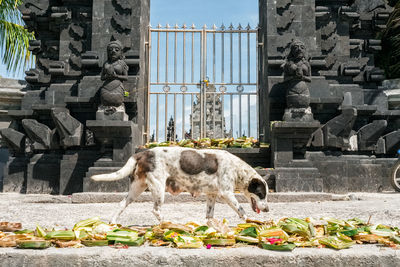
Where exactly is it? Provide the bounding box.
[146,23,258,142]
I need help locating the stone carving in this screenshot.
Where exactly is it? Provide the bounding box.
[21,119,54,150]
[281,40,314,122]
[51,108,83,148]
[357,120,387,151]
[0,128,26,153]
[98,40,129,120]
[308,108,357,150]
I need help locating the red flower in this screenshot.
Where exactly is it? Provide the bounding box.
[266,238,283,245]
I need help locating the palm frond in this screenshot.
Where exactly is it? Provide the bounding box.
[0,0,35,75]
[379,2,400,79]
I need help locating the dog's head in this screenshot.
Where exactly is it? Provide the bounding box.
[244,178,269,214]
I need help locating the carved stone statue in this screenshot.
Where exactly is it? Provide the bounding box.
[98,40,129,120]
[281,40,314,122]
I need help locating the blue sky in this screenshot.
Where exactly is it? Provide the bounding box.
[0,0,258,79]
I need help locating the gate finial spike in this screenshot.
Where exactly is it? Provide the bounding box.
[191,23,196,29]
[166,23,170,29]
[212,24,217,30]
[174,23,179,29]
[237,23,243,30]
[157,23,162,29]
[182,23,187,29]
[246,23,251,30]
[220,23,225,30]
[228,23,234,30]
[203,24,207,29]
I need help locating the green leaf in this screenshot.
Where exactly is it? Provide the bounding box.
[236,235,259,244]
[319,237,355,250]
[16,240,51,249]
[261,243,296,251]
[239,227,258,238]
[45,230,76,240]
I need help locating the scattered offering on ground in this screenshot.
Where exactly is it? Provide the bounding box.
[142,137,266,149]
[0,217,399,250]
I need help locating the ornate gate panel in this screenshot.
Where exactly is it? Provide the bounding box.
[146,24,258,142]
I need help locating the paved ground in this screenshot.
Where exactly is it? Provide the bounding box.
[1,192,400,266]
[1,192,399,229]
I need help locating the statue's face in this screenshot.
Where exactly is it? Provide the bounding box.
[292,42,305,58]
[108,43,122,61]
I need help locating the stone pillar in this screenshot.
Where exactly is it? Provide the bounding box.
[0,78,25,191]
[258,0,269,142]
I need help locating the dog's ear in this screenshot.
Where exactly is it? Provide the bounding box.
[248,178,266,199]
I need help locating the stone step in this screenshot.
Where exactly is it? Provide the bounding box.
[0,245,398,267]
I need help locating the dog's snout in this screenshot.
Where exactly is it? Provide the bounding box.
[264,206,269,212]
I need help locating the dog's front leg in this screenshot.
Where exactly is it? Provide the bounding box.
[220,191,247,221]
[206,194,217,219]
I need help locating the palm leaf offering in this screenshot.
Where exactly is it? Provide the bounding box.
[0,217,399,250]
[144,137,265,149]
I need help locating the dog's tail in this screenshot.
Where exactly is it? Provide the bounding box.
[91,156,137,182]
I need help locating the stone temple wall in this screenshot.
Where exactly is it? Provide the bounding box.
[0,0,149,194]
[259,0,400,192]
[1,0,399,194]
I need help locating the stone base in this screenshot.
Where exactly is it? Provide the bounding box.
[2,156,29,193]
[306,152,396,193]
[96,104,128,121]
[59,150,100,195]
[26,153,62,194]
[283,107,315,122]
[83,159,130,192]
[275,167,323,192]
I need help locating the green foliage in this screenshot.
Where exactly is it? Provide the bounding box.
[0,0,35,75]
[380,2,400,79]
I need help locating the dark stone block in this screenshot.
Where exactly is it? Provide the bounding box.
[0,148,8,192]
[78,76,102,98]
[83,166,129,192]
[275,167,323,192]
[2,156,28,193]
[383,130,400,155]
[51,108,83,148]
[357,120,387,151]
[0,128,25,153]
[26,153,62,194]
[60,150,99,195]
[22,119,52,149]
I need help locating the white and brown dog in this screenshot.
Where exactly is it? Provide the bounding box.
[91,146,269,223]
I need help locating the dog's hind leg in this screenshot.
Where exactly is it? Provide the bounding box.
[110,179,147,224]
[146,173,166,222]
[220,191,247,221]
[206,194,217,219]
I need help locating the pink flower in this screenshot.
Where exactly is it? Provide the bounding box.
[206,244,212,249]
[266,238,283,245]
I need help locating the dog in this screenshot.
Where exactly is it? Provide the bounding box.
[91,146,269,223]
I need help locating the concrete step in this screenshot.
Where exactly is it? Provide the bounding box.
[0,245,398,267]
